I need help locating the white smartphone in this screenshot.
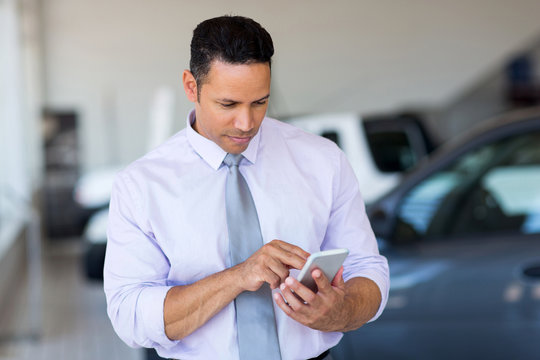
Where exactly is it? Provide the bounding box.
[296,248,349,292]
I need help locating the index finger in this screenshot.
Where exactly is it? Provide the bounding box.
[274,240,310,259]
[269,240,310,269]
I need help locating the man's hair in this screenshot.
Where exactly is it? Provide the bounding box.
[190,15,274,94]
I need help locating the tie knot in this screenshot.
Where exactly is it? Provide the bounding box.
[223,153,243,168]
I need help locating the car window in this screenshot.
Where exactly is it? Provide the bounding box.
[365,131,417,172]
[394,131,540,241]
[320,130,341,148]
[363,116,433,173]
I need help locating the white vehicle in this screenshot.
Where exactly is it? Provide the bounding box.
[286,112,437,204]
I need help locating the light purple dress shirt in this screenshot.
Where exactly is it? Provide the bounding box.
[104,110,389,360]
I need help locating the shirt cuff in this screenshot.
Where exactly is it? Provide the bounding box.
[137,285,180,349]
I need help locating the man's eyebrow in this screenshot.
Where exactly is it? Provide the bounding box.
[218,94,270,103]
[218,98,237,103]
[254,94,270,102]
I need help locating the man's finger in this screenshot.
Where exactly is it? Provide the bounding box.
[312,269,332,294]
[272,240,310,261]
[274,292,298,320]
[331,266,345,288]
[262,269,282,290]
[283,277,317,305]
[271,247,308,271]
[266,257,291,285]
[279,283,306,311]
[277,241,311,260]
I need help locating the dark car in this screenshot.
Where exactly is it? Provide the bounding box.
[333,107,540,360]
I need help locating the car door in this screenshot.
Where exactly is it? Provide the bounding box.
[334,127,540,360]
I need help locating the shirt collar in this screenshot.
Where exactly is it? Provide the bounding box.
[185,109,261,170]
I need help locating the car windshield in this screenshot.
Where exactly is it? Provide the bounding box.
[395,131,540,240]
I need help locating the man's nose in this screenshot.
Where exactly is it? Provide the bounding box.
[234,108,254,132]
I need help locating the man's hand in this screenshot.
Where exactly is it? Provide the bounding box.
[273,266,348,332]
[273,267,381,332]
[236,239,310,292]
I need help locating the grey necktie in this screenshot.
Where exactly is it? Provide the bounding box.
[223,153,282,360]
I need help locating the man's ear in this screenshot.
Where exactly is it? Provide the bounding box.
[183,70,198,102]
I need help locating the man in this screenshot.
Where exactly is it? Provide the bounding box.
[104,15,389,360]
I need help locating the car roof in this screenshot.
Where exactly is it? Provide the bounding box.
[370,106,540,209]
[437,106,540,156]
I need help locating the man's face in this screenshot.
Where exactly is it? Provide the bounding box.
[184,60,271,154]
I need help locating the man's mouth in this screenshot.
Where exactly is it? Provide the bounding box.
[228,135,252,145]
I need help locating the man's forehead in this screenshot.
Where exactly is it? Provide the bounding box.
[200,60,271,98]
[206,59,270,75]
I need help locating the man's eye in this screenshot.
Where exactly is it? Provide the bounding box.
[220,103,235,108]
[254,101,267,106]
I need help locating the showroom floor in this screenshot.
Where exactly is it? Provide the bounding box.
[0,240,142,360]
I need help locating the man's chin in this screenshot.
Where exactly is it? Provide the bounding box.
[226,145,249,154]
[222,137,251,154]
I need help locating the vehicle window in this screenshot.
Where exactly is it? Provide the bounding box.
[320,130,341,148]
[394,132,540,241]
[366,131,417,172]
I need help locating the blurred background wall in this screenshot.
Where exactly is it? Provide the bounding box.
[40,0,540,173]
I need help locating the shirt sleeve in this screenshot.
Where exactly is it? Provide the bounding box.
[103,171,180,349]
[321,150,390,322]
